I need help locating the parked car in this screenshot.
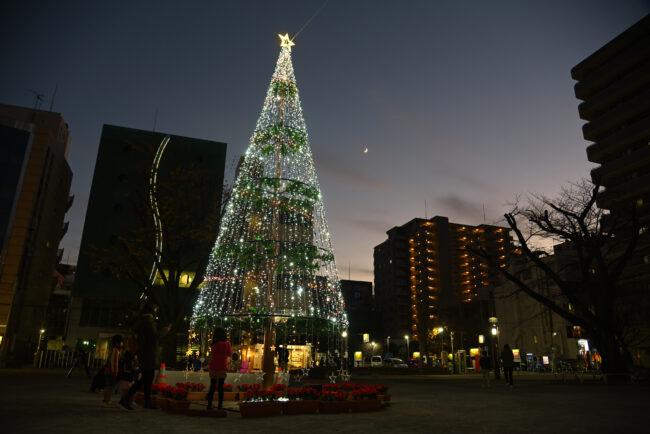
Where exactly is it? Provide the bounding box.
[406,358,421,368]
[370,356,383,367]
[385,358,408,368]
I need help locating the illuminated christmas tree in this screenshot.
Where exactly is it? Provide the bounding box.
[192,35,347,383]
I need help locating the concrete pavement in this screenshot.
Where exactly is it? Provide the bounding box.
[0,369,648,433]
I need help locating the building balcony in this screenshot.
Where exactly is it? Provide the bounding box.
[586,115,650,163]
[591,146,650,185]
[577,62,650,120]
[597,172,650,209]
[573,36,650,100]
[582,88,650,142]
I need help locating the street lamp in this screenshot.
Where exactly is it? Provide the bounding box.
[371,341,376,356]
[437,327,444,366]
[489,317,500,379]
[404,335,410,359]
[341,330,348,369]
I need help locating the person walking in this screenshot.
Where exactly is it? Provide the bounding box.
[501,344,515,388]
[206,327,232,411]
[124,302,162,409]
[66,346,91,378]
[479,350,491,388]
[103,335,123,406]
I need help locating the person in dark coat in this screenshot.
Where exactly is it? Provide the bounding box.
[501,344,515,387]
[479,351,491,388]
[122,302,162,409]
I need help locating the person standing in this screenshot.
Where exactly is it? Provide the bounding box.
[501,344,515,388]
[103,335,123,406]
[479,350,491,388]
[124,302,162,409]
[206,328,231,411]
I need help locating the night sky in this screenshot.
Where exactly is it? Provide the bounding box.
[1,1,648,283]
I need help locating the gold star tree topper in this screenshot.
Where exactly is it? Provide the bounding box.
[278,33,295,51]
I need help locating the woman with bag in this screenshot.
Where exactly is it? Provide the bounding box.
[206,328,231,410]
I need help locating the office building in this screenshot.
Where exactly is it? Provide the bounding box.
[69,125,226,358]
[0,104,73,366]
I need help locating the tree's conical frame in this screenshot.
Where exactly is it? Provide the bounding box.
[192,36,347,330]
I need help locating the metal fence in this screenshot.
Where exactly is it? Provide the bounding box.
[37,349,104,370]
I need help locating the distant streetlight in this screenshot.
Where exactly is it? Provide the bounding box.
[341,331,348,338]
[371,341,376,356]
[404,335,410,358]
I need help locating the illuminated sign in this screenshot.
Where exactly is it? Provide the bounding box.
[512,349,520,363]
[354,351,362,361]
[478,335,484,344]
[413,352,420,359]
[469,348,480,356]
[542,356,549,365]
[363,333,369,343]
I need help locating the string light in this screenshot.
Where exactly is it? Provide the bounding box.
[192,36,348,330]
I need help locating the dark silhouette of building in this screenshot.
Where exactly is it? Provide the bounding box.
[572,14,650,366]
[374,216,511,358]
[494,244,583,372]
[339,279,380,358]
[0,104,73,366]
[68,125,226,357]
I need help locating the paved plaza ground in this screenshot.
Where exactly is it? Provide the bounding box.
[0,368,648,433]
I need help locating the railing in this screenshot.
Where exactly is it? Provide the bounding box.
[37,350,104,370]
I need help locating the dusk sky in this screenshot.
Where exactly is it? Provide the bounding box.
[1,1,648,283]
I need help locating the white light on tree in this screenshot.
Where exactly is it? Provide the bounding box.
[192,34,347,329]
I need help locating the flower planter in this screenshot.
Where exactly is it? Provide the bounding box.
[351,399,382,412]
[187,391,207,401]
[167,399,191,414]
[223,391,239,401]
[239,401,283,418]
[155,396,169,411]
[318,400,351,414]
[284,400,319,415]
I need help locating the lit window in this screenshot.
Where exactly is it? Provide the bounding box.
[637,199,644,207]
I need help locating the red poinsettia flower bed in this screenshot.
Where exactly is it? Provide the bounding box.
[287,387,319,400]
[169,387,189,400]
[238,383,262,393]
[174,382,206,392]
[351,386,380,400]
[242,388,282,402]
[152,383,174,397]
[320,390,347,401]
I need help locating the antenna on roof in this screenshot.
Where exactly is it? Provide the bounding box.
[29,90,44,111]
[153,108,159,132]
[483,204,486,223]
[49,83,58,112]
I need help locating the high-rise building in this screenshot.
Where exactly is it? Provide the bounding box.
[68,125,226,358]
[374,216,511,358]
[571,14,650,366]
[0,104,73,366]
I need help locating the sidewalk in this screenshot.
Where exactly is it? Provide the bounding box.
[1,368,648,433]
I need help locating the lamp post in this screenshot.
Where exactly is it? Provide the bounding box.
[386,336,390,355]
[371,341,376,356]
[437,327,444,366]
[404,335,410,359]
[342,330,348,370]
[489,317,500,380]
